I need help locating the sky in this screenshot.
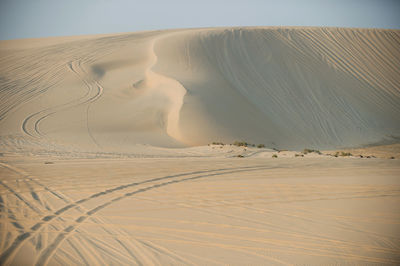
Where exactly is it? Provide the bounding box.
[0,0,399,40]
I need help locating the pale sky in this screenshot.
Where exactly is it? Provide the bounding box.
[0,0,399,40]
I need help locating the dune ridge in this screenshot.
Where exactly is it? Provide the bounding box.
[0,27,400,153]
[136,34,187,143]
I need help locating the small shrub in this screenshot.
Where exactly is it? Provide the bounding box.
[237,154,244,158]
[44,161,54,164]
[233,141,248,147]
[359,155,364,158]
[303,148,321,155]
[257,144,265,148]
[390,156,395,159]
[212,142,224,145]
[295,154,304,157]
[340,152,352,157]
[272,154,278,158]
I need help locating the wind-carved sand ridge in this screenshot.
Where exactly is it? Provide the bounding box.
[134,34,187,143]
[0,27,400,265]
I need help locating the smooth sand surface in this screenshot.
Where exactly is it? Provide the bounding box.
[0,27,400,265]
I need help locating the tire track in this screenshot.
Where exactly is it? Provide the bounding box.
[0,195,66,263]
[0,163,267,264]
[0,180,42,215]
[34,165,276,266]
[20,61,90,138]
[0,196,25,235]
[21,59,104,143]
[0,33,136,124]
[0,163,138,265]
[0,58,66,123]
[0,163,112,264]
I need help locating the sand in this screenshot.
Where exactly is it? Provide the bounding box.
[0,27,400,265]
[1,27,400,151]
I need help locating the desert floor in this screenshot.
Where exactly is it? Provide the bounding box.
[0,148,399,265]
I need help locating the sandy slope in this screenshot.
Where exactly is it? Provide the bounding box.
[1,27,399,151]
[0,27,400,265]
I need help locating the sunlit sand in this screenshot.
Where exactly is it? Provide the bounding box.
[0,27,399,265]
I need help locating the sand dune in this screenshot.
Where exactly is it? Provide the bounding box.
[1,27,399,152]
[1,27,400,265]
[154,28,400,149]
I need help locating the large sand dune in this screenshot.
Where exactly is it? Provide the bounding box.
[1,27,400,265]
[1,27,399,152]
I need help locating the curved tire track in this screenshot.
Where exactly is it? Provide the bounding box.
[0,164,271,265]
[34,165,276,266]
[21,60,104,144]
